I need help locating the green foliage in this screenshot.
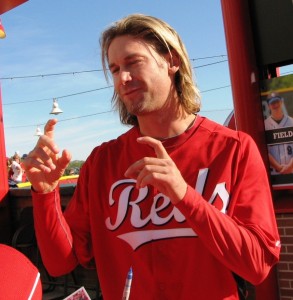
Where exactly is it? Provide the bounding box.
[65,160,85,175]
[267,74,293,91]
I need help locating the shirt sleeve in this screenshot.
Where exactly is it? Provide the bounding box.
[32,188,78,277]
[63,163,95,270]
[175,132,280,285]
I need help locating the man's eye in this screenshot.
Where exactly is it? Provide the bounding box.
[110,68,119,74]
[130,60,142,65]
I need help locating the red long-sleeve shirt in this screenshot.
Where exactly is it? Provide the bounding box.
[33,116,280,300]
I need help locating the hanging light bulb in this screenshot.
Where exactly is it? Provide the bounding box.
[34,126,43,136]
[50,98,63,115]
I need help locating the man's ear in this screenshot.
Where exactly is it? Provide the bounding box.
[168,50,180,74]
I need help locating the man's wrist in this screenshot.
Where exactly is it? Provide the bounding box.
[31,185,57,194]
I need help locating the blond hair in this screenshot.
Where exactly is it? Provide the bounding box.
[100,14,201,126]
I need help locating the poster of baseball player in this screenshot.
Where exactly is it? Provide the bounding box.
[261,74,293,189]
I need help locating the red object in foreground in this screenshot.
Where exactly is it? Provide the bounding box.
[0,244,42,299]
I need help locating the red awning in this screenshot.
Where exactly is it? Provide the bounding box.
[0,0,28,15]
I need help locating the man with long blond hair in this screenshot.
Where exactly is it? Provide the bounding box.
[24,14,280,299]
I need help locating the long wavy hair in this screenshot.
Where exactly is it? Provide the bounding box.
[100,14,201,126]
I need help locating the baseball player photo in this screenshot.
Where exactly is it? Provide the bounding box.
[262,74,293,188]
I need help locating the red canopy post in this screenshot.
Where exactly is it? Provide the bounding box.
[0,0,30,202]
[220,0,268,158]
[0,86,8,202]
[221,1,279,299]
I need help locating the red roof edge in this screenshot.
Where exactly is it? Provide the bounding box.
[0,0,28,15]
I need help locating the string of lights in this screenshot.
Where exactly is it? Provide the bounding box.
[6,110,114,129]
[0,55,228,81]
[5,108,233,129]
[3,86,113,105]
[2,54,232,131]
[190,55,227,61]
[193,60,228,68]
[4,84,233,129]
[3,84,230,106]
[4,85,233,129]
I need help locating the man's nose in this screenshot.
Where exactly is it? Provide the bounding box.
[120,70,132,85]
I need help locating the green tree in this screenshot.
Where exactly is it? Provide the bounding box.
[65,160,85,175]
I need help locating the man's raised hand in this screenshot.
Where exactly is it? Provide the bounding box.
[124,136,187,204]
[23,119,72,193]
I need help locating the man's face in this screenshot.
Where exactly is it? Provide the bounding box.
[107,35,175,117]
[269,99,283,112]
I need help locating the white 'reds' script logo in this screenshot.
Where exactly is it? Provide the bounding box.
[105,168,230,250]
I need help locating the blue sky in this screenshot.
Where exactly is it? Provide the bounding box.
[1,0,234,160]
